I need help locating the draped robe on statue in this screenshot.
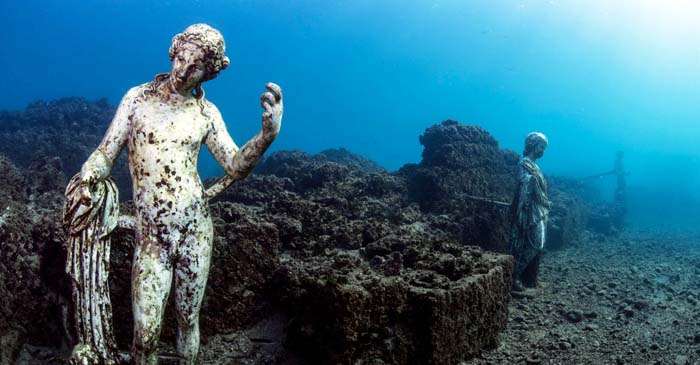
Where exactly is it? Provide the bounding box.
[64,173,120,365]
[510,157,550,286]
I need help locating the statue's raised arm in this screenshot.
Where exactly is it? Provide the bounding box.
[204,82,282,198]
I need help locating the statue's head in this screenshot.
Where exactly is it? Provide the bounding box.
[169,24,230,85]
[523,132,548,160]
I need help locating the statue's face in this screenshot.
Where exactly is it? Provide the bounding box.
[170,42,208,93]
[526,139,547,160]
[533,141,547,159]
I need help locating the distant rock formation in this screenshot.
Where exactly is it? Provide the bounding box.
[318,147,385,173]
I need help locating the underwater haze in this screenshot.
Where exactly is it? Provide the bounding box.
[1,0,699,228]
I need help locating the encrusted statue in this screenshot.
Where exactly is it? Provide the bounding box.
[64,24,283,365]
[510,132,550,291]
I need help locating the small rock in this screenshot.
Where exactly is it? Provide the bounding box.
[674,355,688,365]
[622,306,634,317]
[584,311,598,319]
[565,310,584,323]
[632,300,649,310]
[525,355,542,364]
[693,333,700,344]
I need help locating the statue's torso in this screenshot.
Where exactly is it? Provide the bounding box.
[125,88,214,229]
[518,157,550,226]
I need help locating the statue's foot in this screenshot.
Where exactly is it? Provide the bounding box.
[511,280,524,293]
[69,344,99,365]
[119,350,188,364]
[522,280,538,289]
[116,352,131,364]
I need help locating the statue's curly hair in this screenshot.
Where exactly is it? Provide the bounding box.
[169,23,230,83]
[146,24,230,112]
[523,132,548,156]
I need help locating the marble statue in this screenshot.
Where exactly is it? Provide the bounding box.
[510,132,550,291]
[64,23,283,365]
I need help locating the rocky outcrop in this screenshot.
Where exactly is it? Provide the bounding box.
[274,249,512,364]
[0,155,69,365]
[211,151,514,363]
[402,120,519,210]
[317,148,385,173]
[546,177,588,250]
[0,98,131,199]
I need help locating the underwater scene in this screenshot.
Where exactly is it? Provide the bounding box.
[1,1,699,364]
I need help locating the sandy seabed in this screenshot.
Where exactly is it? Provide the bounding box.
[467,228,700,365]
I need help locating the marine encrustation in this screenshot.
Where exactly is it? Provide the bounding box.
[64,24,283,365]
[509,132,550,291]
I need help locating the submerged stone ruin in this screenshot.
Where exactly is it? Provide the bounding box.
[0,98,591,364]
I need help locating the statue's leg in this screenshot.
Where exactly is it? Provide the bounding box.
[510,233,526,287]
[173,221,213,364]
[521,222,545,288]
[511,254,522,284]
[131,234,173,365]
[521,252,541,288]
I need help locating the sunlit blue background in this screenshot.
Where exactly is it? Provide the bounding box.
[1,0,699,228]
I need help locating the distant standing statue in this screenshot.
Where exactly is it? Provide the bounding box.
[611,150,626,229]
[614,151,626,197]
[510,132,550,291]
[64,24,283,365]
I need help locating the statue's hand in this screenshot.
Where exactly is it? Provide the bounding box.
[260,82,283,138]
[79,171,96,206]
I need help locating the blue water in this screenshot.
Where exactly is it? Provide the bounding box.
[1,0,699,227]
